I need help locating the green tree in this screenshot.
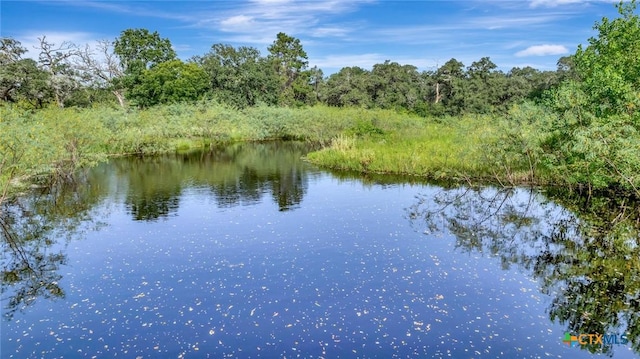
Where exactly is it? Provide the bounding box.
[542,0,640,193]
[368,60,424,112]
[463,57,502,113]
[198,44,278,107]
[323,66,372,107]
[113,28,176,74]
[0,38,51,107]
[556,55,577,82]
[1,38,28,102]
[433,58,467,115]
[113,28,177,101]
[506,67,558,101]
[10,59,51,108]
[267,32,309,106]
[573,0,640,118]
[128,59,209,107]
[308,66,324,104]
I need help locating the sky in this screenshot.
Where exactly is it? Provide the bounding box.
[0,0,628,74]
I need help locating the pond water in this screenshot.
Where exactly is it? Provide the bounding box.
[1,141,639,358]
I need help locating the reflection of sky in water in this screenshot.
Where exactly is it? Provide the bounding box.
[2,172,636,358]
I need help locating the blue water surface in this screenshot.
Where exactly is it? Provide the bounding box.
[1,143,636,358]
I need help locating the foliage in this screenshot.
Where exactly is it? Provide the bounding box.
[307,115,499,181]
[2,4,639,196]
[574,1,640,118]
[346,120,386,138]
[483,101,555,184]
[2,103,436,203]
[0,106,108,208]
[1,38,52,108]
[3,29,565,114]
[113,28,176,75]
[128,59,209,107]
[267,32,310,106]
[540,0,640,194]
[323,66,372,108]
[197,44,278,108]
[113,28,177,105]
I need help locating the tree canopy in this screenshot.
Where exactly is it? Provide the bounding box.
[1,2,635,118]
[541,0,640,192]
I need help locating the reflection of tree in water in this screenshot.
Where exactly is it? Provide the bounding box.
[118,141,312,219]
[270,164,305,212]
[1,173,108,320]
[204,141,310,211]
[1,201,66,321]
[128,193,180,221]
[407,187,640,356]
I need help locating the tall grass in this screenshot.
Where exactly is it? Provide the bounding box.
[0,102,426,201]
[305,111,541,185]
[1,100,558,205]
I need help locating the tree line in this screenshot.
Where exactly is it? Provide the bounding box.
[2,29,569,115]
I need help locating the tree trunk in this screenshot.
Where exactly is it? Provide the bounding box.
[113,90,126,108]
[55,92,64,108]
[435,82,442,104]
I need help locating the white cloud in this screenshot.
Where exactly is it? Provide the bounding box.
[220,15,255,31]
[311,26,352,38]
[515,44,569,57]
[530,0,583,7]
[221,15,254,26]
[58,1,194,22]
[251,0,293,4]
[529,0,618,7]
[203,0,372,43]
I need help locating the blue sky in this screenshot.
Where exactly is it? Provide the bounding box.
[0,0,627,74]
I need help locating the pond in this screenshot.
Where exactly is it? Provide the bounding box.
[1,141,639,358]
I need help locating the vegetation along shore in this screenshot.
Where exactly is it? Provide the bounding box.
[1,1,639,205]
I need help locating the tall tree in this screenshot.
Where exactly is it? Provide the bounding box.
[267,32,309,106]
[36,36,81,108]
[198,44,278,107]
[435,58,466,114]
[464,57,503,113]
[1,38,27,102]
[0,37,25,65]
[113,29,176,100]
[128,59,209,107]
[0,38,50,107]
[76,40,126,107]
[113,28,176,74]
[542,0,640,193]
[308,66,324,103]
[323,66,372,107]
[556,55,577,82]
[573,0,640,117]
[369,60,423,111]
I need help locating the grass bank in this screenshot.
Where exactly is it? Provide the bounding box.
[305,113,538,186]
[0,103,429,201]
[4,101,636,204]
